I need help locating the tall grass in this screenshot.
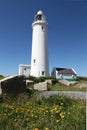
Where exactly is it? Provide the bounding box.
[48,83,86,91]
[0,92,86,130]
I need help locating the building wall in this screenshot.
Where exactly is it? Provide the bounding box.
[19,64,31,77]
[56,72,76,81]
[31,22,49,77]
[51,68,56,78]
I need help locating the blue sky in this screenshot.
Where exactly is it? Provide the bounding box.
[0,0,87,76]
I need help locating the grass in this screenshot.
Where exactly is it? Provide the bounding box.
[0,76,86,129]
[0,75,4,80]
[0,92,86,130]
[80,80,87,84]
[48,83,86,92]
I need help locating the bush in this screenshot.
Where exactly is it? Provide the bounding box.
[0,75,4,80]
[28,76,54,83]
[77,76,87,81]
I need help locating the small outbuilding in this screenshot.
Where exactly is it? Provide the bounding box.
[19,64,31,77]
[51,67,77,81]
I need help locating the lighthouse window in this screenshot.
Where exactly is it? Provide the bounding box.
[33,59,36,64]
[42,26,43,30]
[42,71,45,76]
[42,26,45,31]
[36,15,42,21]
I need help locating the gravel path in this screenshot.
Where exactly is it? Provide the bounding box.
[39,91,87,100]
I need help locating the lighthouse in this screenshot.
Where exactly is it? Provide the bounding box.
[31,10,49,77]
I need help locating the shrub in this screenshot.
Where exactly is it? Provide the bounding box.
[77,76,87,81]
[28,76,54,83]
[0,75,4,80]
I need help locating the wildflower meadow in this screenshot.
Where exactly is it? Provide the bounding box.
[0,93,86,130]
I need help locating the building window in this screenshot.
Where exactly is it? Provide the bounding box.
[72,75,75,79]
[42,26,45,31]
[33,59,36,64]
[42,26,43,30]
[42,71,45,76]
[36,15,42,21]
[60,74,63,79]
[24,68,26,71]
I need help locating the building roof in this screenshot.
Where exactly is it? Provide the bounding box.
[55,68,76,75]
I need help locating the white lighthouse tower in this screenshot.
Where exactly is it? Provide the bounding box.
[31,10,49,77]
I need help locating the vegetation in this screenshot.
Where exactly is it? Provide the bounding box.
[0,92,86,130]
[77,76,87,81]
[0,75,86,129]
[27,76,57,83]
[47,83,86,92]
[0,75,4,80]
[27,76,87,91]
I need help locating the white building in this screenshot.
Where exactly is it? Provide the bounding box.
[19,64,31,77]
[19,10,49,77]
[31,10,49,77]
[51,68,77,81]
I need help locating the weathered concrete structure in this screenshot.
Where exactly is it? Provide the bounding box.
[34,81,47,91]
[0,75,26,96]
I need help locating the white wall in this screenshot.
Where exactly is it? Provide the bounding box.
[19,64,31,77]
[56,71,76,80]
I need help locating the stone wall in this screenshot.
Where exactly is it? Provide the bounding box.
[0,75,26,96]
[34,82,47,91]
[59,79,77,86]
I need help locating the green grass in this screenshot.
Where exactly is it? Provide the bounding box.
[48,83,86,92]
[80,80,87,84]
[0,92,86,130]
[0,75,4,80]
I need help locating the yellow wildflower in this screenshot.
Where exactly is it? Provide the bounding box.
[46,110,48,113]
[45,128,49,130]
[56,110,59,113]
[60,112,65,119]
[56,119,59,123]
[54,107,57,111]
[27,109,30,113]
[14,119,17,122]
[61,102,63,105]
[35,128,39,130]
[31,114,34,117]
[68,112,70,115]
[15,108,19,113]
